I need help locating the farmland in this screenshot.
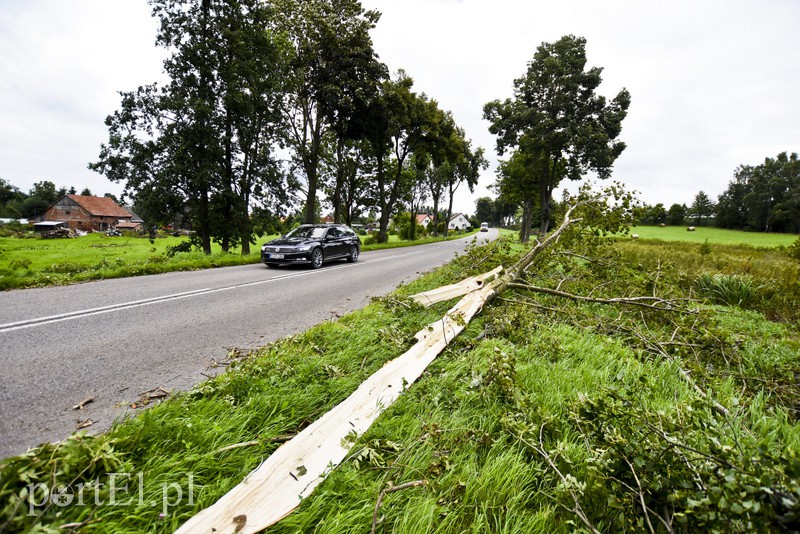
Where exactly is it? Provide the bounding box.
[2,219,799,532]
[629,225,798,247]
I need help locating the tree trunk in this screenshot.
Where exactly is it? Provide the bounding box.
[430,194,440,237]
[333,139,345,224]
[520,194,534,243]
[538,177,552,238]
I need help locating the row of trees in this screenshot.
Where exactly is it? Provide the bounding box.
[0,179,111,219]
[91,0,485,254]
[637,152,799,233]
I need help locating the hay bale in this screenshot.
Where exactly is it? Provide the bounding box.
[687,226,696,232]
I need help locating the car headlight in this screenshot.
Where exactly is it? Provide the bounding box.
[294,244,312,251]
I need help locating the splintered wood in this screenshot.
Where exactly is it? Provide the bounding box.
[409,266,503,306]
[176,269,502,534]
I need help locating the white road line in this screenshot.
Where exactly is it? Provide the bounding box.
[0,248,432,333]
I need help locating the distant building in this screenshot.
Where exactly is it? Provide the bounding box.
[448,213,470,231]
[39,195,133,232]
[416,214,433,227]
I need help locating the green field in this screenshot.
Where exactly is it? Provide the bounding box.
[629,225,798,247]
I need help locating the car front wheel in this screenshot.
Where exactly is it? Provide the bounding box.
[310,248,323,269]
[347,245,359,263]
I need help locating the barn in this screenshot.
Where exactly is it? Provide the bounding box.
[39,195,134,232]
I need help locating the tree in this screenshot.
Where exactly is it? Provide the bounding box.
[363,72,437,243]
[29,181,58,204]
[80,188,93,196]
[276,0,385,225]
[666,203,686,226]
[637,203,667,225]
[474,197,494,226]
[92,0,290,254]
[484,35,630,238]
[442,132,487,237]
[690,191,715,226]
[719,152,800,233]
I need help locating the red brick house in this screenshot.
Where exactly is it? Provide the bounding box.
[40,195,133,232]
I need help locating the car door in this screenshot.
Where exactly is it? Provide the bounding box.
[323,227,345,258]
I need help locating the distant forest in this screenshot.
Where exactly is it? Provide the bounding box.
[637,152,799,233]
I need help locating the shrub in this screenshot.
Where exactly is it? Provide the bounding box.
[788,236,800,263]
[9,258,31,270]
[47,262,86,274]
[363,234,377,246]
[165,241,192,257]
[696,272,758,308]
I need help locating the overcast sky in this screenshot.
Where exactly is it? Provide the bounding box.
[1,1,798,215]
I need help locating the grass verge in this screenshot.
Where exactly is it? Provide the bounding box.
[1,234,799,533]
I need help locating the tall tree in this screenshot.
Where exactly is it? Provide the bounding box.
[91,0,289,254]
[666,203,686,226]
[364,71,436,243]
[690,190,715,226]
[276,0,385,225]
[484,35,630,237]
[443,134,487,236]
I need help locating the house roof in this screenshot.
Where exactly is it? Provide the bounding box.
[115,221,142,229]
[449,213,466,221]
[67,195,132,218]
[416,214,431,223]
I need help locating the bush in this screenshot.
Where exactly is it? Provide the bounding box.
[165,240,192,257]
[696,272,759,308]
[788,236,800,263]
[363,234,377,246]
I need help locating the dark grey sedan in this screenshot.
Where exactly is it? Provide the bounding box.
[261,224,361,269]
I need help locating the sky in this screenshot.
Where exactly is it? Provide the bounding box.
[1,0,798,216]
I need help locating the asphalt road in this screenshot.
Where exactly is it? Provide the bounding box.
[0,230,497,458]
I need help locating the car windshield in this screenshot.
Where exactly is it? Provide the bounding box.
[286,226,327,239]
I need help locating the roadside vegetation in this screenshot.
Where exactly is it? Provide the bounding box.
[0,230,478,291]
[2,216,799,532]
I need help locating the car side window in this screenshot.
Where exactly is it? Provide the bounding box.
[327,227,340,239]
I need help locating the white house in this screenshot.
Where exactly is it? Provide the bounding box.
[448,213,470,231]
[416,214,433,227]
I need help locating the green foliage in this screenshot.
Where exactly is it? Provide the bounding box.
[571,383,800,532]
[0,434,127,533]
[165,240,193,257]
[716,152,800,233]
[697,273,758,308]
[788,236,800,262]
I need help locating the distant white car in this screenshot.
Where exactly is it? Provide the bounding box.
[480,222,489,232]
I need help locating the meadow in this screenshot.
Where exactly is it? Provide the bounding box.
[630,224,798,247]
[2,224,799,532]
